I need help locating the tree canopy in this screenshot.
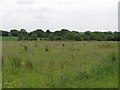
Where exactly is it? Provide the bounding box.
[0,29,119,41]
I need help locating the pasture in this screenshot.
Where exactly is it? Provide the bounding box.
[2,41,118,88]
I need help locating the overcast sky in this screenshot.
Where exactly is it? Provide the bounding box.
[0,0,119,32]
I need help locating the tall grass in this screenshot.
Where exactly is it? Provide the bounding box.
[2,41,118,88]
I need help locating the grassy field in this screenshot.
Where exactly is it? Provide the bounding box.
[0,36,41,41]
[2,41,118,88]
[0,36,18,41]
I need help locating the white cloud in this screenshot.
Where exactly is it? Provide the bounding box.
[0,0,119,32]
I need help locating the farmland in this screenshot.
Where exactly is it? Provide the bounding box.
[2,41,118,88]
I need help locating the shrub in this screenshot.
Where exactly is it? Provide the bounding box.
[18,34,24,41]
[30,34,37,41]
[24,35,30,40]
[48,34,55,41]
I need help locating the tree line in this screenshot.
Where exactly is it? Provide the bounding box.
[0,29,120,41]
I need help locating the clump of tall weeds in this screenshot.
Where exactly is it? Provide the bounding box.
[25,60,33,70]
[9,55,21,68]
[35,43,37,47]
[49,77,56,88]
[24,45,28,52]
[109,52,117,62]
[45,45,49,52]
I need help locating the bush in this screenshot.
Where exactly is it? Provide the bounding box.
[24,35,30,40]
[30,34,37,41]
[18,33,24,41]
[48,33,55,41]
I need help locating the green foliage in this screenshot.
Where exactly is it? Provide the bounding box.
[10,29,19,36]
[82,34,90,41]
[30,34,37,41]
[48,33,55,41]
[63,32,78,40]
[32,29,45,38]
[20,29,27,35]
[0,36,17,41]
[55,36,62,40]
[84,31,91,36]
[53,29,70,37]
[1,30,9,36]
[1,29,120,41]
[113,32,120,41]
[24,35,30,40]
[45,30,51,38]
[74,34,82,41]
[18,33,24,41]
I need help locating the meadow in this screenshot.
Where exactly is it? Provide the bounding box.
[0,37,18,41]
[0,37,40,41]
[2,41,118,88]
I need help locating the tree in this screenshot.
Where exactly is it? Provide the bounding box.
[18,33,24,41]
[24,35,30,40]
[54,29,70,37]
[107,34,114,41]
[45,30,51,38]
[75,34,82,41]
[20,29,27,35]
[48,33,55,41]
[113,32,120,41]
[90,32,103,41]
[10,29,19,36]
[55,36,62,40]
[64,32,77,40]
[1,30,9,36]
[60,29,70,37]
[90,33,97,40]
[84,31,91,36]
[32,29,45,38]
[30,34,37,41]
[82,34,90,41]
